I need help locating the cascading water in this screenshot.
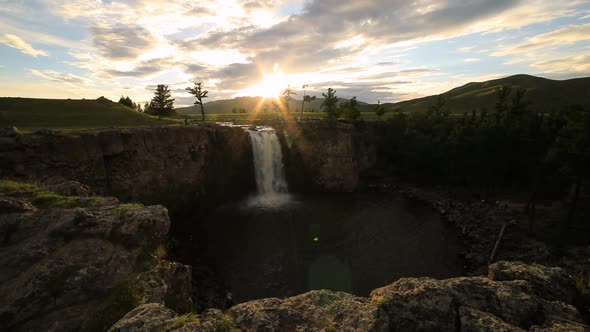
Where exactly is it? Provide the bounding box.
[247,127,290,207]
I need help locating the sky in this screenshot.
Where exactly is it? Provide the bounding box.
[1,0,590,106]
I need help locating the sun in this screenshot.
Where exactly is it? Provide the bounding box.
[240,64,290,98]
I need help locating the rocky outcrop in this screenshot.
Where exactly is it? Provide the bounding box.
[0,125,255,215]
[0,181,187,332]
[108,260,588,332]
[108,303,240,332]
[228,290,388,331]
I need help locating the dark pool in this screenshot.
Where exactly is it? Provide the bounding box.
[172,192,464,306]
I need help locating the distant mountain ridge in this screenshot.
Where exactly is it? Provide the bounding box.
[384,74,590,113]
[178,74,590,115]
[176,96,370,115]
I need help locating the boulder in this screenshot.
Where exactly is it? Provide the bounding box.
[136,271,168,305]
[458,306,525,332]
[530,321,589,331]
[489,261,577,303]
[46,181,91,197]
[0,126,22,138]
[158,260,193,314]
[107,303,177,332]
[371,262,586,331]
[0,189,171,332]
[228,290,388,331]
[0,197,37,214]
[108,303,234,332]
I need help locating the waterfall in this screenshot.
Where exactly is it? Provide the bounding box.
[247,127,289,206]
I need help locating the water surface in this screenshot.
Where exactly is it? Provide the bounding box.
[177,192,464,304]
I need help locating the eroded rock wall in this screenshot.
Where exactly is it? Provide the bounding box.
[0,126,255,215]
[277,121,387,192]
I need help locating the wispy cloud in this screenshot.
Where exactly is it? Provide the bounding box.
[492,23,590,56]
[458,46,475,53]
[531,53,590,73]
[30,69,91,85]
[0,34,49,57]
[464,58,481,62]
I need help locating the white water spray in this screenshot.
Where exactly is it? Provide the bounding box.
[247,127,290,207]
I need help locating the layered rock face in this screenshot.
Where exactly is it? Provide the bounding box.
[0,181,193,332]
[0,126,255,215]
[278,121,386,192]
[0,123,385,205]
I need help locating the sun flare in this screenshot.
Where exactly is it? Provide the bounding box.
[239,64,291,98]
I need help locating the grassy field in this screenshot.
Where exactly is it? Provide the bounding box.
[176,96,375,115]
[0,97,178,131]
[181,110,393,123]
[3,74,587,131]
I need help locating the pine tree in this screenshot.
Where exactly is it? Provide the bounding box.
[321,88,340,119]
[148,85,175,117]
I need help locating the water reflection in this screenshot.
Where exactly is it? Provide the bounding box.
[177,192,464,304]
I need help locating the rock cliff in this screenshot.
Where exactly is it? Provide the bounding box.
[0,126,255,216]
[0,122,386,205]
[278,121,386,192]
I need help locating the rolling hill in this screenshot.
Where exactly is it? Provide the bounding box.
[176,96,372,115]
[384,74,590,114]
[0,97,177,131]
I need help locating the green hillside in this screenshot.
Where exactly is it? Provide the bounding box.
[177,96,372,115]
[0,97,177,131]
[384,74,590,114]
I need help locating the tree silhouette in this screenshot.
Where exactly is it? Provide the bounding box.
[148,85,175,117]
[281,86,297,112]
[321,88,339,119]
[186,82,208,121]
[376,100,385,117]
[341,96,360,120]
[118,96,134,108]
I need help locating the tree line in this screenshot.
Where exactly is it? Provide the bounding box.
[118,83,208,120]
[377,86,589,233]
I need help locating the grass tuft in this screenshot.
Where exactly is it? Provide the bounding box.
[116,203,144,211]
[213,314,241,332]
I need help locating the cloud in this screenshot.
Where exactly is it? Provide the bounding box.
[29,69,91,85]
[104,58,175,78]
[0,34,49,57]
[91,25,157,60]
[4,0,590,104]
[531,53,590,73]
[492,23,590,56]
[464,58,481,62]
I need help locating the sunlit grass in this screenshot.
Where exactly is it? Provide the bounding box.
[185,111,398,123]
[0,97,179,131]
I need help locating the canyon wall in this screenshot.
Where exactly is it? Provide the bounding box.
[277,120,388,192]
[0,125,255,215]
[1,122,388,208]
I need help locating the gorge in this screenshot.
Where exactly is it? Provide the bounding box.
[0,122,588,331]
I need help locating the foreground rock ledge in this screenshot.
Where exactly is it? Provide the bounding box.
[111,265,589,331]
[0,181,191,332]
